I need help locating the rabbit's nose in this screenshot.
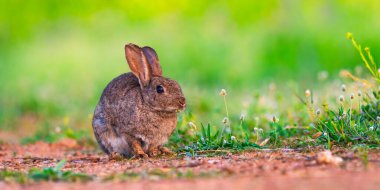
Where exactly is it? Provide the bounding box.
[177,97,186,108]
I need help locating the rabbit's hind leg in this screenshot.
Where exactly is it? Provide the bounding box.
[92,115,114,154]
[92,107,129,156]
[94,120,132,157]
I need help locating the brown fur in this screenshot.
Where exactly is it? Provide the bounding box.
[92,44,186,158]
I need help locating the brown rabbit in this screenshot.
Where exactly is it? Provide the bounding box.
[92,43,186,158]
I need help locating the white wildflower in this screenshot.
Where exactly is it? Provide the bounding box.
[341,84,346,92]
[339,95,344,103]
[188,122,197,129]
[219,89,227,96]
[316,109,321,116]
[305,89,311,97]
[222,117,229,125]
[239,113,246,121]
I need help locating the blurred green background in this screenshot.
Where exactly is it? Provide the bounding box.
[1,0,380,139]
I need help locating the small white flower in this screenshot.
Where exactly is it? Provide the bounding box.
[339,96,345,102]
[222,117,229,125]
[323,132,327,136]
[231,136,236,141]
[239,113,246,121]
[350,93,354,100]
[377,116,380,121]
[316,109,321,116]
[200,137,205,142]
[219,89,227,96]
[188,122,197,129]
[223,139,227,144]
[305,89,311,97]
[254,127,259,133]
[357,91,362,97]
[341,84,346,92]
[369,126,374,131]
[258,128,263,133]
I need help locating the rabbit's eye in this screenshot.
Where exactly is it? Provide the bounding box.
[156,85,164,93]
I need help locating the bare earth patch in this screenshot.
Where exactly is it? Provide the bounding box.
[1,140,380,190]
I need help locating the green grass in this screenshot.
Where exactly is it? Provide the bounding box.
[103,168,225,182]
[0,160,92,183]
[1,168,223,183]
[0,170,29,184]
[167,33,380,153]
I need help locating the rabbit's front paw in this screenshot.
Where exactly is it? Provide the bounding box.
[159,146,175,155]
[148,147,159,157]
[131,140,149,159]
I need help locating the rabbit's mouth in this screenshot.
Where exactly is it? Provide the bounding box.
[175,106,186,113]
[144,96,186,113]
[147,105,185,113]
[177,102,186,112]
[164,105,186,113]
[176,97,186,111]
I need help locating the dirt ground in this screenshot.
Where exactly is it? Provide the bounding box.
[1,139,380,190]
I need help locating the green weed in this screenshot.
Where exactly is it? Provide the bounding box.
[28,159,92,182]
[0,170,28,184]
[0,160,92,183]
[103,168,224,181]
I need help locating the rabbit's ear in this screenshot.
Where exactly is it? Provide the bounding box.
[125,43,152,87]
[142,46,162,76]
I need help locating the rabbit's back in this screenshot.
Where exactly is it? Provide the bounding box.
[100,73,140,104]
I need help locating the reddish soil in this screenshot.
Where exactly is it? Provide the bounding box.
[1,139,380,190]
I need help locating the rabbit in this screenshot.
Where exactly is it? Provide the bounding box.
[92,43,186,158]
